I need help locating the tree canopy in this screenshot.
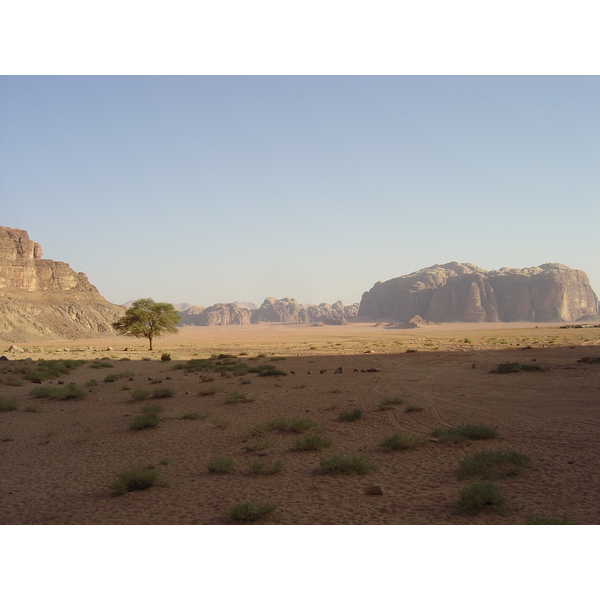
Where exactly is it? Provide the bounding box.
[112,298,180,350]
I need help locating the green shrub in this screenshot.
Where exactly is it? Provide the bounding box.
[109,463,169,496]
[317,453,377,475]
[104,370,134,383]
[129,404,163,430]
[457,450,531,480]
[248,458,285,475]
[84,379,98,387]
[293,433,332,451]
[520,364,545,372]
[378,397,404,410]
[380,431,423,451]
[198,386,219,396]
[338,407,363,422]
[161,353,172,362]
[207,454,236,474]
[0,398,19,412]
[524,514,573,525]
[181,411,206,420]
[432,424,499,444]
[456,481,508,515]
[130,388,151,402]
[151,387,174,399]
[30,384,86,400]
[228,501,277,523]
[491,362,521,374]
[16,359,87,381]
[248,364,287,377]
[251,417,315,436]
[90,360,114,369]
[225,391,252,404]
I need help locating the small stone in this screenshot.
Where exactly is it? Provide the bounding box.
[366,484,384,496]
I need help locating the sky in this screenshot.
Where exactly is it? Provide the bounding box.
[1,75,599,308]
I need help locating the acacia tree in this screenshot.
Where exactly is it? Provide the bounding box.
[112,298,180,350]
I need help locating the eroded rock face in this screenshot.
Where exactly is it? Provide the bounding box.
[358,262,598,323]
[0,227,125,342]
[182,303,253,326]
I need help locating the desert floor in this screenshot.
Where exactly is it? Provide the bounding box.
[1,321,599,525]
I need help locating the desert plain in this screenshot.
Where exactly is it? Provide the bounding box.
[1,321,599,525]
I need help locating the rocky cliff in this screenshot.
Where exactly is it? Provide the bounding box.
[178,298,359,326]
[0,227,125,342]
[358,262,598,323]
[182,303,253,326]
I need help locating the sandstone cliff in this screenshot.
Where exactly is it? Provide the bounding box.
[358,262,598,323]
[0,227,125,342]
[181,303,253,326]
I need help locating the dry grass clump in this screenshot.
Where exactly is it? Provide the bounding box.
[432,424,499,444]
[457,450,531,480]
[250,417,315,436]
[30,384,86,400]
[130,388,151,402]
[317,453,377,475]
[151,387,174,399]
[380,431,424,451]
[109,463,169,496]
[338,407,363,422]
[378,397,404,411]
[0,398,19,412]
[207,454,237,474]
[129,404,163,430]
[228,501,277,523]
[524,514,573,525]
[248,458,285,475]
[292,433,332,451]
[456,481,508,515]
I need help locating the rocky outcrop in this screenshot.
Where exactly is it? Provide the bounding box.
[0,227,125,342]
[358,262,598,323]
[183,303,253,326]
[251,297,311,323]
[178,297,358,326]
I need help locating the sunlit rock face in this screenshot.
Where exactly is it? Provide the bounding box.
[0,227,125,342]
[358,262,598,323]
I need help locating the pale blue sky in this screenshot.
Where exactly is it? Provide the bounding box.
[2,76,599,307]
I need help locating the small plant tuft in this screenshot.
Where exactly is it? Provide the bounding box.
[228,501,277,523]
[432,424,499,444]
[248,458,285,475]
[130,388,151,402]
[380,431,424,451]
[129,404,163,430]
[456,481,508,515]
[458,450,531,480]
[378,397,404,410]
[524,514,573,525]
[109,463,169,496]
[317,453,377,475]
[293,433,332,451]
[161,353,172,362]
[338,407,363,422]
[152,387,174,398]
[0,398,19,412]
[207,454,237,474]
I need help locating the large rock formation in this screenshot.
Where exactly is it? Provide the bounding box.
[0,227,125,342]
[250,297,359,325]
[182,303,253,326]
[358,262,598,323]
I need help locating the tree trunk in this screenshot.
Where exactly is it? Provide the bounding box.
[149,335,153,351]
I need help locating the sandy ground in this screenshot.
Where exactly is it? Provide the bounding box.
[1,321,599,525]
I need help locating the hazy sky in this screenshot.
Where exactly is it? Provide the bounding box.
[1,76,599,307]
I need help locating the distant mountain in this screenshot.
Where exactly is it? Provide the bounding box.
[178,298,359,326]
[358,262,599,323]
